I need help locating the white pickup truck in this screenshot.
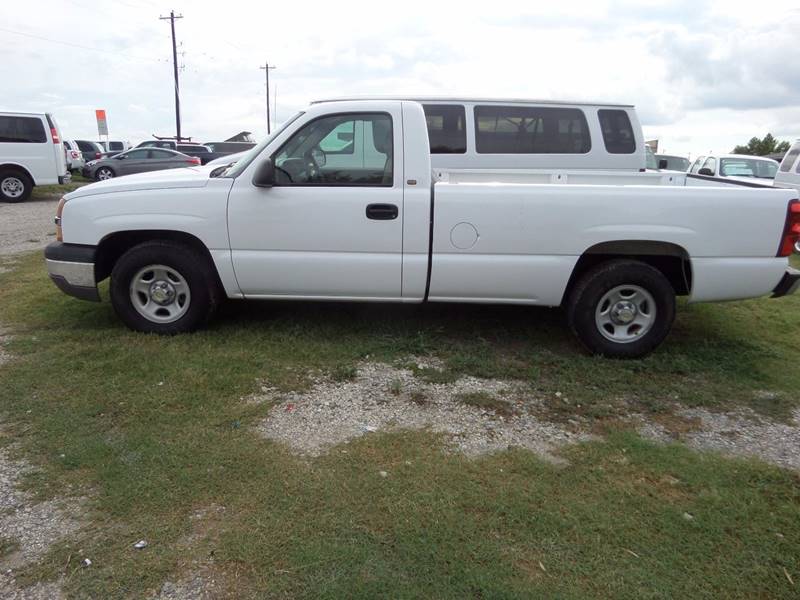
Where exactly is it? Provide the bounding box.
[45,99,800,357]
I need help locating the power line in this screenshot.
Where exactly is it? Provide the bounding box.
[0,26,168,63]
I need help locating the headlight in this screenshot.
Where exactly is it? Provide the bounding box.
[55,197,65,242]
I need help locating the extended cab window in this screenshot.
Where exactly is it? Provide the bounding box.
[0,116,46,143]
[273,113,393,186]
[598,109,636,154]
[423,104,466,154]
[475,105,590,154]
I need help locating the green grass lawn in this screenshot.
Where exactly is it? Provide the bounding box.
[0,252,798,598]
[33,173,92,198]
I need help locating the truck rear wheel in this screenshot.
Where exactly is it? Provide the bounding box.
[110,241,220,334]
[566,260,675,358]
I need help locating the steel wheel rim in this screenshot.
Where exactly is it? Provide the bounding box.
[97,168,113,180]
[129,264,191,324]
[1,176,24,198]
[595,284,656,344]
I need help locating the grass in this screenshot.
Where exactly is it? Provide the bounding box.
[456,391,516,417]
[0,252,799,598]
[33,173,91,197]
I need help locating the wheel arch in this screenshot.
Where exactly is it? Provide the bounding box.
[0,163,35,185]
[95,230,223,291]
[562,240,692,304]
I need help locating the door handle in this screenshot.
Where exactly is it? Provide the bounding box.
[365,203,398,220]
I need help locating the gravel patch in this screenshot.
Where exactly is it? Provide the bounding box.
[152,571,224,600]
[0,196,60,257]
[639,407,800,471]
[0,328,11,368]
[0,443,84,600]
[256,361,591,460]
[0,575,65,600]
[0,446,84,569]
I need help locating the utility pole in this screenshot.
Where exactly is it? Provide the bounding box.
[259,62,276,134]
[160,10,184,141]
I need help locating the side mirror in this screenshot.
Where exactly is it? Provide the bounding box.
[698,167,713,176]
[252,158,275,188]
[658,159,668,170]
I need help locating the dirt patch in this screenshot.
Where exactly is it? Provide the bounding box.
[0,196,60,257]
[256,361,592,461]
[639,406,800,471]
[0,443,84,599]
[152,567,229,600]
[0,328,11,368]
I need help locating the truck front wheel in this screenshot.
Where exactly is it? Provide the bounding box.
[566,260,676,358]
[110,241,220,334]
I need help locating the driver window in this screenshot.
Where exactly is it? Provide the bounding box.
[273,113,393,186]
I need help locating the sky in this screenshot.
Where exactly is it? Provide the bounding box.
[2,0,799,158]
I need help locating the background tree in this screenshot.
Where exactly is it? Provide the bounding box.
[732,133,790,156]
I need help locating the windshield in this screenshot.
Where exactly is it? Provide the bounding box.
[719,158,778,179]
[224,112,304,178]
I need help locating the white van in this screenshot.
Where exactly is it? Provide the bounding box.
[774,140,800,193]
[313,97,646,172]
[0,111,69,202]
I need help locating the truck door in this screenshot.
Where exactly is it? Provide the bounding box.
[226,106,404,299]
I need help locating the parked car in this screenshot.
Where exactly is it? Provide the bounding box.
[207,150,247,166]
[655,154,690,171]
[98,140,131,155]
[205,141,256,155]
[134,140,215,164]
[688,154,779,182]
[82,147,201,181]
[63,140,85,172]
[74,140,105,163]
[774,140,800,192]
[46,98,800,358]
[0,110,69,202]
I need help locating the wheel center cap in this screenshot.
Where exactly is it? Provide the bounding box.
[611,301,637,325]
[149,280,176,305]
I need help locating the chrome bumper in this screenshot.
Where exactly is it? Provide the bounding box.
[45,243,100,302]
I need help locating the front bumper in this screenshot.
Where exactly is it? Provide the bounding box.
[772,267,800,298]
[44,242,100,302]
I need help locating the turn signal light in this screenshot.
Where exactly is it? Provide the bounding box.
[55,197,65,242]
[777,199,800,257]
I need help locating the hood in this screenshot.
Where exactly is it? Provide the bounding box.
[65,165,219,200]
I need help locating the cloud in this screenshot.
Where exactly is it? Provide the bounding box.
[0,0,797,155]
[653,14,800,111]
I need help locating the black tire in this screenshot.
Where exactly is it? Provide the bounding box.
[0,169,32,203]
[566,260,676,358]
[95,167,115,181]
[110,241,221,334]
